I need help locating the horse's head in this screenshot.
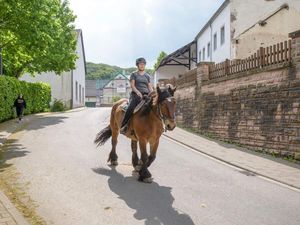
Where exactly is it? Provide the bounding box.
[154,84,177,131]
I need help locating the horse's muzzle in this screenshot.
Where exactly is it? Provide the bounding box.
[165,120,176,131]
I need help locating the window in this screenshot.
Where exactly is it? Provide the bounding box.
[79,84,81,103]
[214,33,217,51]
[75,81,78,101]
[82,87,84,103]
[199,51,201,62]
[207,42,211,58]
[202,47,205,61]
[221,26,225,45]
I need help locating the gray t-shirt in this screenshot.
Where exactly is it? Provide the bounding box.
[130,72,150,94]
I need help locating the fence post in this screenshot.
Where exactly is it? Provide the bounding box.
[225,59,229,76]
[259,47,264,68]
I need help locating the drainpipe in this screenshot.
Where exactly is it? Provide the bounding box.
[210,23,213,62]
[71,70,74,109]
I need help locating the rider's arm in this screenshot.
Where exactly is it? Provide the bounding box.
[130,80,142,98]
[148,82,153,93]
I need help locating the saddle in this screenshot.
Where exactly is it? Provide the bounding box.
[121,95,151,114]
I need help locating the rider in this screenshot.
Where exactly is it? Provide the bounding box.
[120,57,153,134]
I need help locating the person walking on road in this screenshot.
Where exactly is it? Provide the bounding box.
[13,94,26,122]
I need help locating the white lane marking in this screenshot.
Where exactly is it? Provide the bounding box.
[162,135,300,193]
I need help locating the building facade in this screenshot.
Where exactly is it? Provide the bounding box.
[20,29,86,109]
[102,73,131,105]
[155,0,300,83]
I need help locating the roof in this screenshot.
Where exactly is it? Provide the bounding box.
[75,29,87,78]
[195,0,229,39]
[96,79,110,89]
[103,72,130,88]
[157,41,196,69]
[85,80,97,96]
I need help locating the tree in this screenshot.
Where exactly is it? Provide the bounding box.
[153,51,167,70]
[0,0,77,78]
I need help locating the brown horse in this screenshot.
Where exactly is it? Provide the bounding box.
[94,85,177,182]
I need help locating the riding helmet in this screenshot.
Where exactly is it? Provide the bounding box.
[136,57,146,66]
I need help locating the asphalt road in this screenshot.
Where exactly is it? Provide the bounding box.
[2,108,300,225]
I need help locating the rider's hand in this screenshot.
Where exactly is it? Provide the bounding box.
[137,92,143,99]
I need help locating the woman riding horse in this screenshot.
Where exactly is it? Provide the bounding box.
[95,58,177,183]
[120,57,153,134]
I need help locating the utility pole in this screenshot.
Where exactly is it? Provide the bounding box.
[0,47,3,75]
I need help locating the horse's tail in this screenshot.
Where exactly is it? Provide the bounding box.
[94,125,112,147]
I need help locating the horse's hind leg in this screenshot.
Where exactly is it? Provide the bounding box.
[131,140,140,171]
[108,128,119,166]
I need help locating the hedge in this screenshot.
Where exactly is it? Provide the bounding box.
[0,76,51,122]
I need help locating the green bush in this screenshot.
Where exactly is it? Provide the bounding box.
[112,96,122,103]
[0,76,51,122]
[51,99,66,112]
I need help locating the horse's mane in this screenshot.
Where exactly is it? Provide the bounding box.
[140,86,172,117]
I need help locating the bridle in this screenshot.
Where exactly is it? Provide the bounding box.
[156,96,176,131]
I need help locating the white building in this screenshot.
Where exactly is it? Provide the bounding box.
[155,0,300,82]
[196,0,300,63]
[20,29,86,109]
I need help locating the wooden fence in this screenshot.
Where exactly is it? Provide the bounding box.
[209,40,292,80]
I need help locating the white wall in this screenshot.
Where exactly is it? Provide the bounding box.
[196,4,231,63]
[72,31,86,108]
[155,65,188,84]
[231,0,300,40]
[20,72,72,108]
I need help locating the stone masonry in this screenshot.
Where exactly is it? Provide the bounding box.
[172,30,300,159]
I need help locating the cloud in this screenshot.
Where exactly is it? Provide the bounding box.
[68,0,224,68]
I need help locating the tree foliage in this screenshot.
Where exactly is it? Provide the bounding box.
[0,0,77,78]
[153,51,168,70]
[86,62,154,80]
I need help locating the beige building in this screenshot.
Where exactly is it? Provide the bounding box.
[102,73,131,105]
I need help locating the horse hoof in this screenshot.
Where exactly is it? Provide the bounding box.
[142,177,153,183]
[110,161,118,166]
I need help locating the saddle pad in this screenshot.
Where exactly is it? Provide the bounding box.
[121,100,146,114]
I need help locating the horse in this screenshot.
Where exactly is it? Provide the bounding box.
[94,85,177,183]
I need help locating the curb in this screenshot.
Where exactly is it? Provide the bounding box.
[163,133,300,191]
[0,191,30,225]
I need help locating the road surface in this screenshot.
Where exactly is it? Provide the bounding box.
[1,108,300,225]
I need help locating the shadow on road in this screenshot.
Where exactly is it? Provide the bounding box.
[92,166,195,225]
[23,115,68,131]
[0,138,29,172]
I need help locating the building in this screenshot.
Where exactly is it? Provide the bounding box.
[20,29,86,109]
[154,41,197,84]
[102,72,131,105]
[196,0,300,63]
[85,79,110,107]
[155,0,300,82]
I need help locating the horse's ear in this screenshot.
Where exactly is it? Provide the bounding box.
[168,85,177,96]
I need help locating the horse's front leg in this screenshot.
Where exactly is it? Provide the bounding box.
[147,139,159,168]
[131,140,141,171]
[138,139,152,183]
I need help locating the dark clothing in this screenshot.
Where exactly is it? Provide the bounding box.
[130,72,151,94]
[14,97,26,120]
[121,92,141,128]
[14,98,26,109]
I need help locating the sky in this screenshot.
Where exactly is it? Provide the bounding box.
[68,0,224,68]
